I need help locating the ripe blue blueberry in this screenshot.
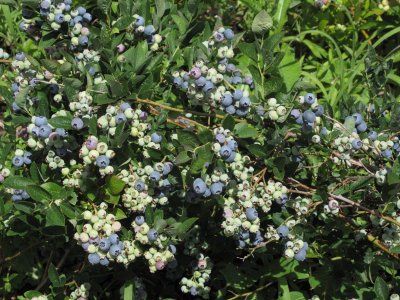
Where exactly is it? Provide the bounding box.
[294,249,307,261]
[226,63,236,72]
[231,76,242,84]
[352,113,363,125]
[35,116,48,126]
[239,97,251,108]
[190,287,199,296]
[115,113,127,124]
[302,110,316,123]
[351,139,362,150]
[147,228,158,241]
[221,93,233,107]
[120,102,131,111]
[245,208,258,221]
[193,178,207,195]
[162,179,171,188]
[382,149,392,158]
[135,16,145,27]
[39,125,52,138]
[54,14,64,24]
[79,36,89,46]
[210,182,224,195]
[71,117,84,130]
[83,13,92,22]
[99,238,111,251]
[134,180,145,192]
[109,233,119,244]
[239,229,250,240]
[314,105,324,117]
[202,187,211,198]
[151,132,162,143]
[220,145,232,158]
[368,131,378,141]
[173,77,183,87]
[356,121,367,133]
[168,244,177,254]
[109,244,122,257]
[225,151,236,163]
[195,76,206,87]
[40,0,51,9]
[88,253,100,265]
[236,107,249,117]
[277,225,289,237]
[189,67,201,79]
[162,162,173,175]
[213,32,224,42]
[224,28,235,40]
[256,105,265,116]
[23,152,32,164]
[99,257,110,266]
[12,156,24,167]
[135,215,145,225]
[233,89,243,100]
[202,81,214,93]
[149,171,161,181]
[227,139,238,150]
[77,6,86,15]
[225,105,236,115]
[74,16,83,24]
[96,155,110,168]
[305,93,316,105]
[143,25,155,36]
[215,133,225,144]
[15,52,25,61]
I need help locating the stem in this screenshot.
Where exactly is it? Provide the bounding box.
[227,281,274,300]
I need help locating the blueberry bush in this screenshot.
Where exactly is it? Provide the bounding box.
[1,0,400,299]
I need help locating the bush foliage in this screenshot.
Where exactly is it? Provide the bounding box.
[1,0,400,299]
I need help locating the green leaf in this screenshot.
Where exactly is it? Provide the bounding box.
[15,86,29,108]
[374,277,389,300]
[174,151,191,165]
[252,10,273,34]
[279,48,301,92]
[222,114,235,131]
[234,122,258,138]
[3,176,35,189]
[41,59,60,73]
[172,14,188,35]
[48,116,72,129]
[48,263,59,286]
[273,0,291,31]
[97,0,111,14]
[106,175,126,195]
[46,205,65,227]
[25,185,51,202]
[247,144,267,158]
[178,131,200,148]
[191,143,213,174]
[123,280,135,300]
[278,277,291,300]
[177,217,198,236]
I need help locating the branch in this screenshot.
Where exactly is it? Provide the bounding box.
[227,281,274,300]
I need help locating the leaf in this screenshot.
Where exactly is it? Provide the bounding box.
[222,114,235,131]
[106,175,126,195]
[279,48,301,92]
[178,131,200,148]
[273,0,291,31]
[97,0,111,14]
[174,151,191,165]
[48,116,73,129]
[374,277,389,300]
[48,264,59,286]
[252,10,273,34]
[122,280,135,300]
[25,185,51,202]
[278,277,291,300]
[247,144,267,158]
[172,14,188,35]
[15,86,29,108]
[3,176,35,189]
[191,143,213,174]
[41,59,60,73]
[234,123,258,138]
[46,205,65,227]
[177,217,198,236]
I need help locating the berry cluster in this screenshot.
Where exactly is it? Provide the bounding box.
[12,149,32,167]
[284,239,309,261]
[69,283,91,300]
[79,137,115,175]
[0,48,10,59]
[290,93,324,132]
[180,254,213,298]
[257,97,288,122]
[212,127,238,162]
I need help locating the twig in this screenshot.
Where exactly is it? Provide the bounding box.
[227,281,274,300]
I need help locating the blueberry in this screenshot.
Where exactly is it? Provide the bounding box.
[195,76,206,87]
[193,178,207,195]
[88,66,96,76]
[368,131,378,141]
[99,257,110,266]
[83,13,92,22]
[77,6,86,15]
[49,84,59,94]
[74,16,83,24]
[277,225,289,237]
[40,0,51,9]
[143,25,155,36]
[115,113,127,124]
[224,28,235,40]
[190,287,199,296]
[352,113,363,125]
[233,89,243,101]
[147,228,158,241]
[15,52,25,61]
[295,116,304,125]
[71,117,84,130]
[351,139,362,150]
[64,0,72,4]
[146,35,155,44]
[12,194,22,202]
[151,132,162,143]
[231,76,242,84]
[236,107,249,117]
[54,13,64,24]
[109,233,119,244]
[302,110,316,123]
[210,182,224,195]
[162,162,173,175]
[81,242,90,251]
[356,121,367,133]
[244,76,254,86]
[149,171,161,181]
[168,244,177,254]
[239,229,250,240]
[35,116,48,126]
[213,32,224,42]
[99,238,111,251]
[120,102,131,111]
[245,207,258,221]
[88,253,101,265]
[109,244,122,257]
[237,239,246,248]
[227,139,238,150]
[382,149,392,158]
[320,127,328,136]
[226,63,236,72]
[21,190,29,199]
[12,102,21,113]
[96,155,110,168]
[173,77,183,87]
[239,97,251,108]
[294,249,307,261]
[135,16,145,27]
[135,215,145,225]
[202,81,214,93]
[162,179,171,188]
[39,125,52,138]
[79,35,89,46]
[220,145,232,158]
[134,180,145,192]
[189,67,201,79]
[314,105,324,117]
[224,151,236,162]
[221,93,233,107]
[305,93,316,105]
[226,105,236,115]
[215,133,225,144]
[202,187,211,198]
[302,242,309,251]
